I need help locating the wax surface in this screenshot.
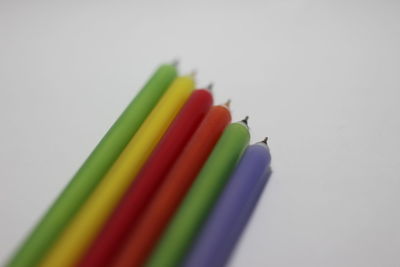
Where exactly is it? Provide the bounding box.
[6,64,177,267]
[39,76,194,267]
[79,89,212,267]
[146,121,250,267]
[112,104,231,267]
[183,143,272,267]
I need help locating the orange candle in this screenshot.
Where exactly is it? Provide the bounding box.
[79,89,212,267]
[112,103,231,267]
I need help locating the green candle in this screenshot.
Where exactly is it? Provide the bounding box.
[146,119,250,267]
[8,63,177,267]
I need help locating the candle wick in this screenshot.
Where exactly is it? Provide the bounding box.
[224,99,231,108]
[171,59,179,67]
[261,137,268,145]
[189,70,197,78]
[241,116,249,125]
[206,83,213,92]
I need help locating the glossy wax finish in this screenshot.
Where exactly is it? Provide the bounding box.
[7,63,177,267]
[79,89,213,267]
[112,104,231,267]
[146,121,250,267]
[40,76,194,267]
[184,143,272,267]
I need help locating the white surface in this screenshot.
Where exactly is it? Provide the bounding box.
[1,1,400,266]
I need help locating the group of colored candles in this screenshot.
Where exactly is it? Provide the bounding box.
[8,62,272,267]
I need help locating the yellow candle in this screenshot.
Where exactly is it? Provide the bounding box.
[39,76,194,267]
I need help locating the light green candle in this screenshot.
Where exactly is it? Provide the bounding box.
[146,120,250,267]
[8,63,177,267]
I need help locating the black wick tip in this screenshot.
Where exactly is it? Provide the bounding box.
[241,116,249,125]
[261,137,269,144]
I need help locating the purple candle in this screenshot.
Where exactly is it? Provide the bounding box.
[183,139,272,267]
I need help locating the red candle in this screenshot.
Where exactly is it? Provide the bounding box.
[111,103,231,267]
[78,89,213,267]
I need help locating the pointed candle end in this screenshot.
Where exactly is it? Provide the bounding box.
[206,83,213,92]
[241,116,249,125]
[171,59,179,67]
[189,70,197,78]
[262,137,269,145]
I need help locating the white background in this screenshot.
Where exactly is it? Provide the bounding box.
[1,1,400,266]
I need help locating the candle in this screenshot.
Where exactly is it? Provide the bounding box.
[39,76,194,267]
[183,140,272,267]
[79,89,213,267]
[7,63,177,267]
[145,119,250,267]
[112,103,231,267]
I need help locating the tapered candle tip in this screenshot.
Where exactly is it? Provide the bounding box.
[262,137,269,144]
[190,70,197,77]
[171,59,179,67]
[224,99,231,108]
[257,137,269,148]
[241,116,249,125]
[206,83,213,91]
